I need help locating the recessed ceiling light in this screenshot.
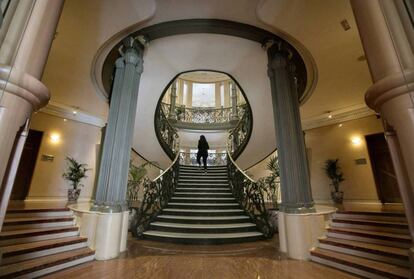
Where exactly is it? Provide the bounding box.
[328,114,333,119]
[72,110,77,115]
[340,19,351,31]
[338,124,343,128]
[63,118,67,122]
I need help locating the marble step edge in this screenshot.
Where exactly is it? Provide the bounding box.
[175,187,231,191]
[318,238,410,268]
[319,237,409,260]
[168,202,239,206]
[157,215,249,220]
[164,208,244,213]
[310,248,411,279]
[0,236,88,258]
[335,211,406,217]
[143,230,263,239]
[150,221,256,229]
[327,228,412,243]
[171,197,235,201]
[331,218,409,228]
[173,192,233,197]
[6,208,70,214]
[3,216,75,225]
[0,237,88,266]
[0,226,79,239]
[0,248,95,278]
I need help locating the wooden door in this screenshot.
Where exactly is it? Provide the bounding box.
[10,130,43,200]
[366,133,401,203]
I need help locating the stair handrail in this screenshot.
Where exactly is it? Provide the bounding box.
[226,136,274,238]
[130,139,181,237]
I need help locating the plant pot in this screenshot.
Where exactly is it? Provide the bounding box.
[331,191,344,204]
[68,189,81,202]
[267,208,279,232]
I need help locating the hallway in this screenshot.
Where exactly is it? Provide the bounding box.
[43,235,357,279]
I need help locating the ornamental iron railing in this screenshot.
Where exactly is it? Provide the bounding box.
[155,104,180,159]
[227,107,252,159]
[161,103,247,126]
[130,151,180,237]
[226,139,274,238]
[179,152,227,166]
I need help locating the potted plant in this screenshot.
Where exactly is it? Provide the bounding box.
[258,155,281,231]
[324,159,345,204]
[127,161,151,206]
[62,157,90,202]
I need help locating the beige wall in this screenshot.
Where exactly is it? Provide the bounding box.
[26,113,101,202]
[130,150,161,181]
[247,116,384,204]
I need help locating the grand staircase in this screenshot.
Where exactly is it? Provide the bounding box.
[142,165,264,244]
[310,210,412,279]
[0,206,94,278]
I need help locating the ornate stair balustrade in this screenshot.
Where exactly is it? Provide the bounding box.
[130,150,180,237]
[155,104,180,159]
[179,151,227,166]
[227,107,252,159]
[161,103,248,130]
[226,140,274,238]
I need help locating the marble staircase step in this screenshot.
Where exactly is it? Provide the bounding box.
[142,230,264,244]
[318,237,410,267]
[155,215,250,224]
[149,221,257,233]
[310,247,411,279]
[175,187,231,192]
[167,202,240,209]
[0,247,95,279]
[331,218,409,234]
[334,211,407,223]
[171,197,236,203]
[5,208,72,218]
[163,208,244,216]
[0,226,79,246]
[2,216,75,231]
[0,236,88,265]
[326,227,412,249]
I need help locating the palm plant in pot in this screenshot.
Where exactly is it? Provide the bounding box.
[62,157,90,202]
[258,155,281,231]
[324,159,345,204]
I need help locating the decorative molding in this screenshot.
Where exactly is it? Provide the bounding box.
[40,101,106,127]
[302,103,377,130]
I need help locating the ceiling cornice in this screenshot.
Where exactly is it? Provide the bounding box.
[301,103,376,131]
[40,101,106,128]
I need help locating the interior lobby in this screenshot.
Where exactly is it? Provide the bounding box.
[0,0,413,278]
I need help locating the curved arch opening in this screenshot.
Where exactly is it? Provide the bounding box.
[154,70,253,163]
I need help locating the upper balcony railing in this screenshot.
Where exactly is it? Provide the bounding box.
[161,103,248,130]
[179,151,227,166]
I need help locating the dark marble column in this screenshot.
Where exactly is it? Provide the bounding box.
[92,37,144,213]
[267,43,314,214]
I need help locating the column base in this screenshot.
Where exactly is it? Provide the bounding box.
[279,202,316,214]
[278,206,336,260]
[69,204,129,260]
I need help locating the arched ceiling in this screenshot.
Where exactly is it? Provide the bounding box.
[179,71,230,83]
[134,34,275,169]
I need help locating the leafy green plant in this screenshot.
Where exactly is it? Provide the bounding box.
[127,161,152,202]
[62,157,90,190]
[324,159,345,193]
[259,155,280,209]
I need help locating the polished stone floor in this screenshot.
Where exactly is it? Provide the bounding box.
[44,234,357,279]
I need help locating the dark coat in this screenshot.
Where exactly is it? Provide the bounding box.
[198,139,209,155]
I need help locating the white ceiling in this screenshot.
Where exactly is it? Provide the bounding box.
[179,71,230,83]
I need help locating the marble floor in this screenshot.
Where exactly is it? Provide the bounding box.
[43,234,357,279]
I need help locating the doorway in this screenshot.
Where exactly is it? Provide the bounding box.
[10,130,43,200]
[366,133,401,203]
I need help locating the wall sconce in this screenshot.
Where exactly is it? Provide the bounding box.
[50,133,61,144]
[351,136,362,146]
